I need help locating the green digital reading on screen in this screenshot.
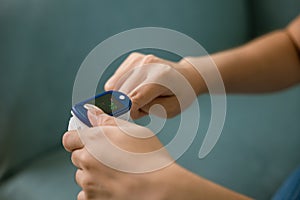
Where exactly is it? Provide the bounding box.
[88,93,125,115]
[72,90,132,127]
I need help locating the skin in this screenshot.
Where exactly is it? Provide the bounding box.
[63,108,250,200]
[105,16,300,118]
[63,16,300,199]
[210,16,300,94]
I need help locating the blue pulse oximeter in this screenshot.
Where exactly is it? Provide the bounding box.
[71,90,132,127]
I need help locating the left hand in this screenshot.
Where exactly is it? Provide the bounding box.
[62,107,179,200]
[62,107,252,200]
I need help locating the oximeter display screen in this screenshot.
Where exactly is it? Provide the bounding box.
[88,93,125,115]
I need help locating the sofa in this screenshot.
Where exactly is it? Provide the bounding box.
[0,0,299,199]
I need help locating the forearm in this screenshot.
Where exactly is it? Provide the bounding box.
[160,164,251,200]
[212,28,300,93]
[183,17,300,95]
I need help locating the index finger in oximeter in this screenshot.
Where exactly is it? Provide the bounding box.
[71,90,132,127]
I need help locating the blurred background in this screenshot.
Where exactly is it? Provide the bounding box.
[0,0,299,199]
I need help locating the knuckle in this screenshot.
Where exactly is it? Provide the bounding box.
[78,151,93,169]
[128,52,143,59]
[80,153,90,164]
[77,190,85,200]
[81,176,95,189]
[71,151,82,167]
[71,152,77,165]
[76,171,95,191]
[75,170,82,185]
[130,95,143,109]
[142,54,157,63]
[62,131,72,150]
[160,64,173,75]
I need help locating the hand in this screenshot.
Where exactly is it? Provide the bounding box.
[62,107,181,200]
[62,107,251,200]
[105,52,206,119]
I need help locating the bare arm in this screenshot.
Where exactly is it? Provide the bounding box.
[186,16,300,94]
[64,107,252,200]
[163,164,252,200]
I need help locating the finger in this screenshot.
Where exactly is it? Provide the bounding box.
[128,84,166,119]
[140,96,180,118]
[114,69,142,94]
[75,169,98,199]
[71,150,84,169]
[62,130,84,152]
[130,109,148,120]
[107,54,166,92]
[75,169,84,187]
[85,104,117,127]
[77,190,86,200]
[72,148,97,170]
[105,52,144,90]
[105,53,174,92]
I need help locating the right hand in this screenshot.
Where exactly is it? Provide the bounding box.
[105,52,205,119]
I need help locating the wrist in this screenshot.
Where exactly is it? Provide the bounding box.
[152,163,251,200]
[150,163,202,200]
[178,58,208,96]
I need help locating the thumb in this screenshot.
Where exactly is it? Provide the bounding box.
[84,104,117,127]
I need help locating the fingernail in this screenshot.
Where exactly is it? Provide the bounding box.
[84,104,103,113]
[105,79,114,89]
[84,104,105,126]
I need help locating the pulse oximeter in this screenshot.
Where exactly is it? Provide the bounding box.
[71,90,132,127]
